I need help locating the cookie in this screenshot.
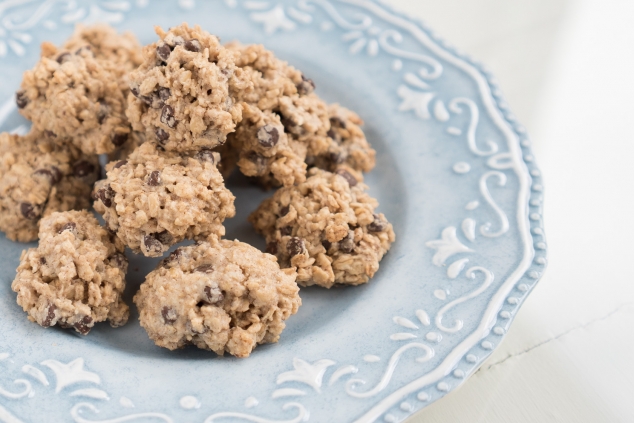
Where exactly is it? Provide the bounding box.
[94,141,235,257]
[134,238,300,358]
[12,210,129,334]
[17,38,133,154]
[0,131,99,242]
[308,104,376,173]
[126,24,250,152]
[249,168,395,287]
[227,103,307,187]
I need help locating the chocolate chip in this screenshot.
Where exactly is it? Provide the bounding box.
[112,132,128,147]
[297,74,315,95]
[34,167,62,184]
[162,306,177,324]
[58,222,76,234]
[266,242,277,255]
[16,90,28,109]
[45,130,57,138]
[109,252,127,269]
[336,169,357,187]
[160,105,177,128]
[73,161,96,178]
[155,128,169,143]
[131,86,140,98]
[280,205,290,216]
[164,248,182,265]
[194,149,215,164]
[158,87,171,101]
[329,152,345,164]
[155,230,172,245]
[339,232,355,253]
[42,304,56,327]
[367,214,388,232]
[280,226,293,236]
[113,160,127,169]
[195,264,214,273]
[97,184,115,207]
[330,116,346,129]
[39,257,46,265]
[207,89,212,95]
[56,52,71,64]
[327,128,337,140]
[321,239,332,251]
[20,202,39,220]
[97,99,108,124]
[246,151,267,170]
[287,237,305,257]
[156,43,171,61]
[143,235,163,254]
[73,315,93,335]
[184,39,202,52]
[147,171,161,186]
[257,125,279,148]
[204,285,223,304]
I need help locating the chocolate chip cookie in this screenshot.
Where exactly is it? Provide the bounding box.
[94,141,235,257]
[12,210,129,334]
[126,24,250,152]
[0,131,99,242]
[249,168,395,287]
[134,238,300,358]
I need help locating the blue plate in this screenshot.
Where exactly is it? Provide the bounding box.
[0,1,546,422]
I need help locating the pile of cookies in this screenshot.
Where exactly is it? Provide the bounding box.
[4,23,395,358]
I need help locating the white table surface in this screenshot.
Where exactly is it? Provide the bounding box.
[383,1,634,422]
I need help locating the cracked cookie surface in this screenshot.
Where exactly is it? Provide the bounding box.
[94,141,235,257]
[250,168,395,287]
[127,24,250,152]
[12,210,129,335]
[134,238,300,358]
[0,131,99,242]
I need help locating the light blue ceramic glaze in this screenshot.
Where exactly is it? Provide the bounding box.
[0,1,546,422]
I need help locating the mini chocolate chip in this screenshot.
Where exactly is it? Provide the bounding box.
[164,248,181,265]
[266,242,277,255]
[73,315,93,335]
[327,128,337,139]
[280,115,298,133]
[162,306,177,324]
[131,86,140,98]
[329,152,345,164]
[184,39,202,52]
[156,43,171,61]
[34,167,62,184]
[297,74,315,95]
[143,235,163,254]
[40,257,46,265]
[20,202,39,220]
[195,264,214,273]
[56,52,71,64]
[158,87,171,101]
[336,169,357,187]
[109,252,127,269]
[280,205,290,216]
[73,161,96,178]
[246,151,267,170]
[147,170,161,186]
[204,285,223,304]
[44,130,57,138]
[42,304,56,327]
[330,116,346,129]
[155,230,172,245]
[195,149,215,163]
[367,214,388,232]
[280,226,293,236]
[321,239,332,251]
[58,222,76,234]
[257,125,279,148]
[207,89,212,95]
[16,90,28,109]
[113,160,127,169]
[155,128,169,143]
[112,132,128,146]
[160,105,177,128]
[287,237,305,257]
[97,99,108,124]
[97,184,115,207]
[339,232,355,253]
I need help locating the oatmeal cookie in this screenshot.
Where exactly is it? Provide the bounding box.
[134,238,300,358]
[249,168,395,287]
[94,141,235,257]
[0,131,99,242]
[126,24,250,152]
[12,210,129,334]
[17,40,133,154]
[228,103,306,187]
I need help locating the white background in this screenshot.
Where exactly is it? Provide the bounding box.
[382,1,634,422]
